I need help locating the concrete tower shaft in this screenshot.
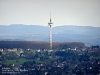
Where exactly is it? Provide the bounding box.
[50,25,52,49]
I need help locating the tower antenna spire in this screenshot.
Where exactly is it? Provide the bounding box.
[50,12,51,23]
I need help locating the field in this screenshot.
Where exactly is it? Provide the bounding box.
[0,57,56,66]
[0,58,32,65]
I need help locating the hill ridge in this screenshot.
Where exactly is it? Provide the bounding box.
[0,24,100,46]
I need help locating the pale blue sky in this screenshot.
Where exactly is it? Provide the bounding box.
[0,0,100,27]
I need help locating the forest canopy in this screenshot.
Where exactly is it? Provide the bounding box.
[0,41,85,49]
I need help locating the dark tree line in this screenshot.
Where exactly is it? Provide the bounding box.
[0,41,85,49]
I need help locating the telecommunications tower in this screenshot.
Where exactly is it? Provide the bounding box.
[48,13,53,49]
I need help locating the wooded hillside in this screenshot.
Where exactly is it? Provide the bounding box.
[0,41,85,49]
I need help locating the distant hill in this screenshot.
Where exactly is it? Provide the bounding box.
[0,24,100,46]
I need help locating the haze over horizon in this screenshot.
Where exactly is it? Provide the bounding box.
[0,0,100,27]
